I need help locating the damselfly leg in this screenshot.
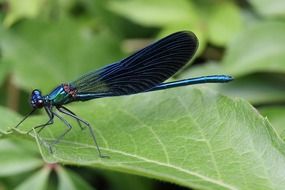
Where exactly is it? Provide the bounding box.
[58,106,85,130]
[27,107,54,135]
[57,106,109,158]
[50,111,72,146]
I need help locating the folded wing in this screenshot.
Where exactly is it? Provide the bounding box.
[70,31,198,96]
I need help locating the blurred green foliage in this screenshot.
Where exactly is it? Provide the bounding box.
[1,0,285,190]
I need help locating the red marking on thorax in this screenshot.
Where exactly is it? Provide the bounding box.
[63,84,77,97]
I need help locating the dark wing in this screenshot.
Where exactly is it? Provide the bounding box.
[70,31,198,96]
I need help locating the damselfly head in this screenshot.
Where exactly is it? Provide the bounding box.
[31,89,44,108]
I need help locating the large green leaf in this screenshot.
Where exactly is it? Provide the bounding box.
[11,88,285,190]
[223,21,285,77]
[249,0,285,18]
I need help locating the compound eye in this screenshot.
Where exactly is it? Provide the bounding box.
[30,89,44,108]
[36,99,44,107]
[32,89,42,96]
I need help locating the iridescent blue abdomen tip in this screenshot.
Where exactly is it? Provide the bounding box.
[218,75,234,82]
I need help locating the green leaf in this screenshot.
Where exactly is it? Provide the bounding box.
[260,106,285,139]
[15,167,50,190]
[14,88,285,190]
[0,106,21,134]
[1,19,122,91]
[108,0,196,27]
[179,62,285,105]
[179,61,229,78]
[208,2,243,46]
[249,0,285,18]
[218,73,285,105]
[223,21,285,77]
[0,139,43,176]
[57,166,93,190]
[3,0,45,27]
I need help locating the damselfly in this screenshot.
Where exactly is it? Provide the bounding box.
[15,31,233,158]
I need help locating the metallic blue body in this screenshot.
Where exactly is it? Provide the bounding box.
[46,85,72,105]
[74,75,233,102]
[147,75,233,92]
[44,75,233,103]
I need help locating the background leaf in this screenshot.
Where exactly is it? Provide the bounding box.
[0,139,42,176]
[249,0,285,18]
[3,0,44,27]
[223,21,285,77]
[57,166,93,190]
[0,19,123,91]
[14,167,50,190]
[219,73,285,105]
[108,0,195,27]
[0,106,21,134]
[208,2,242,46]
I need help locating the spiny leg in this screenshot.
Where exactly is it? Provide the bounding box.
[27,107,54,135]
[56,106,109,158]
[57,106,84,130]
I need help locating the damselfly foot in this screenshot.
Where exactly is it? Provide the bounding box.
[99,154,110,159]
